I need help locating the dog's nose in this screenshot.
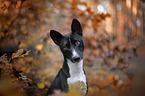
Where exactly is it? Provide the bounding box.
[73,57,81,62]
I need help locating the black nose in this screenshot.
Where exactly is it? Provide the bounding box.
[73,57,81,62]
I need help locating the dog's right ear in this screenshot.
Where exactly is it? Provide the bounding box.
[50,30,63,45]
[71,19,82,36]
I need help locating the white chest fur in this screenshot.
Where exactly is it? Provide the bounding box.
[66,59,87,88]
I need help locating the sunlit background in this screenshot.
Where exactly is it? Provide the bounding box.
[0,0,145,96]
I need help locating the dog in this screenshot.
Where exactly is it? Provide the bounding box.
[46,19,88,96]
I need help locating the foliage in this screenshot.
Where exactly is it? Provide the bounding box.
[0,0,48,38]
[0,49,31,96]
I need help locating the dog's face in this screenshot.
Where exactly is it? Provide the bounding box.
[50,19,84,63]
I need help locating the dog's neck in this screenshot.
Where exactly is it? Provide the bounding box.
[64,58,86,87]
[66,59,84,77]
[62,58,84,76]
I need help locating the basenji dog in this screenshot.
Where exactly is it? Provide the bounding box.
[46,19,88,96]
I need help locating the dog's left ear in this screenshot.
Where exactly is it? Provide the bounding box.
[71,19,82,36]
[50,30,63,45]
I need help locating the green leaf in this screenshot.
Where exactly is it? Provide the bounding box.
[12,49,30,59]
[12,49,24,59]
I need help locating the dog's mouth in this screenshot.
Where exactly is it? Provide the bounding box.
[71,60,80,63]
[71,57,81,63]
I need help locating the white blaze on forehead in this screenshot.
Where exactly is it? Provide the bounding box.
[72,49,79,58]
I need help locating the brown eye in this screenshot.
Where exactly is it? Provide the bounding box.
[76,41,80,45]
[63,46,68,50]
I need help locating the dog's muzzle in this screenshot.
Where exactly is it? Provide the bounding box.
[72,57,81,63]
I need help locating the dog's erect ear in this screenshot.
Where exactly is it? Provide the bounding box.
[71,19,82,36]
[50,30,63,45]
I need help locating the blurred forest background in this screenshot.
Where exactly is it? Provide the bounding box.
[0,0,145,96]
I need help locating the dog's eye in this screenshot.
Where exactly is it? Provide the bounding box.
[63,46,68,50]
[75,41,80,45]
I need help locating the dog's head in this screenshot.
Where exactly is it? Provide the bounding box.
[50,19,84,63]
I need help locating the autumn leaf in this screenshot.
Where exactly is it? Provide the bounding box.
[12,49,24,59]
[35,44,43,51]
[12,49,30,59]
[37,82,45,89]
[16,1,21,8]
